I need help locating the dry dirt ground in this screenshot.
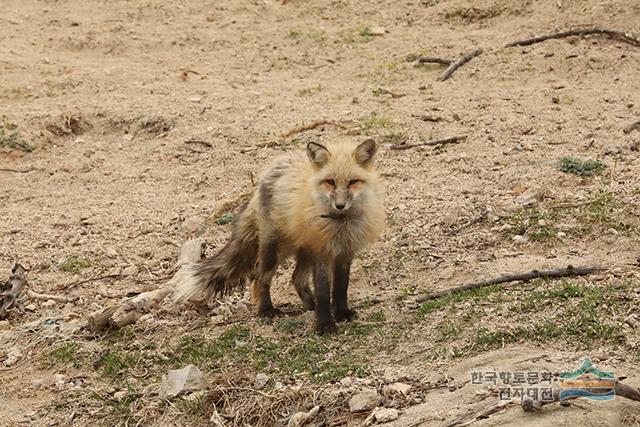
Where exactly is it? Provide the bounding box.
[1,0,640,425]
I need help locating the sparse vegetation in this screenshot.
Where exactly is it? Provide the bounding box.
[59,256,91,273]
[216,212,234,225]
[0,122,35,152]
[559,157,605,176]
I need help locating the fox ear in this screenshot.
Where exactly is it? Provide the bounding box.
[307,142,329,167]
[354,138,376,167]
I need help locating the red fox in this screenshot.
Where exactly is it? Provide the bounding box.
[173,139,384,334]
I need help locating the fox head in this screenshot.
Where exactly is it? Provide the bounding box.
[307,139,379,217]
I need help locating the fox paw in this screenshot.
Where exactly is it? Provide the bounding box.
[257,307,283,318]
[316,321,338,335]
[334,309,357,322]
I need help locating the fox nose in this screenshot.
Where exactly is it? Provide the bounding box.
[335,203,345,210]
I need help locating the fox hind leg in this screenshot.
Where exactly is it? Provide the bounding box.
[252,238,282,318]
[292,250,315,311]
[332,256,356,322]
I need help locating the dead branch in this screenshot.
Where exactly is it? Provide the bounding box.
[417,265,606,303]
[623,119,640,134]
[57,273,124,290]
[184,139,213,148]
[522,379,640,411]
[281,119,350,139]
[26,290,77,303]
[438,48,483,82]
[374,87,407,98]
[444,400,512,427]
[390,136,467,151]
[505,28,640,48]
[209,190,253,224]
[0,263,27,319]
[417,57,452,65]
[0,167,35,173]
[86,239,204,333]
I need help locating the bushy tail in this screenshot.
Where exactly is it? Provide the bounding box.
[173,203,259,302]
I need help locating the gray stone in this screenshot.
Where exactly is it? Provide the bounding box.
[159,364,205,397]
[349,390,381,413]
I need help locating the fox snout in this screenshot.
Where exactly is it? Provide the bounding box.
[332,190,352,212]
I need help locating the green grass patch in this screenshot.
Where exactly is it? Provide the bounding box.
[360,112,393,130]
[558,157,605,177]
[41,341,81,368]
[173,325,370,383]
[0,122,35,152]
[216,212,234,225]
[59,256,91,273]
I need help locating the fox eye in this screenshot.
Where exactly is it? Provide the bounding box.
[324,179,336,187]
[348,179,362,186]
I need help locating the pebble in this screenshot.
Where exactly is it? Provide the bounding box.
[255,373,269,389]
[42,300,56,308]
[105,247,118,258]
[349,390,381,413]
[159,364,205,397]
[557,231,567,238]
[384,382,412,396]
[512,235,527,243]
[369,26,386,36]
[121,265,139,277]
[113,390,128,401]
[0,320,10,329]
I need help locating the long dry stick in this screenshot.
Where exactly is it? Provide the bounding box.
[281,119,350,139]
[444,400,512,427]
[623,119,640,134]
[417,57,452,65]
[390,136,467,151]
[438,48,483,81]
[417,265,605,303]
[522,379,640,411]
[0,168,35,173]
[505,28,640,48]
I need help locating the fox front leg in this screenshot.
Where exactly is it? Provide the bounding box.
[332,256,356,322]
[313,261,337,334]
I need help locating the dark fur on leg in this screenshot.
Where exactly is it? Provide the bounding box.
[314,262,336,334]
[254,239,282,317]
[332,256,356,322]
[292,250,315,311]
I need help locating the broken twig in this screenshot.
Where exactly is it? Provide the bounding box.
[438,48,483,82]
[0,167,35,173]
[505,28,640,48]
[417,265,605,303]
[184,139,213,148]
[623,119,640,134]
[0,264,27,319]
[522,379,640,411]
[390,136,467,151]
[417,57,452,65]
[280,119,350,139]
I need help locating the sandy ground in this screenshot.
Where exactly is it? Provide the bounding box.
[1,0,640,425]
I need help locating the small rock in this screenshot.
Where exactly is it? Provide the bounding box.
[369,26,386,36]
[0,320,10,330]
[384,382,412,396]
[349,390,381,413]
[25,303,37,311]
[42,299,56,308]
[557,231,567,238]
[516,189,543,208]
[105,247,118,258]
[189,97,202,103]
[512,235,527,243]
[160,364,205,398]
[604,145,623,155]
[288,405,320,427]
[4,348,21,367]
[121,265,139,277]
[372,407,399,423]
[255,373,269,389]
[113,390,128,401]
[340,377,353,387]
